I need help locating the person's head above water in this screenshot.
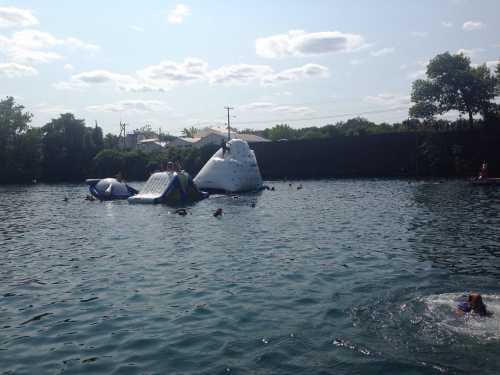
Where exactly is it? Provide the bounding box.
[468,294,488,316]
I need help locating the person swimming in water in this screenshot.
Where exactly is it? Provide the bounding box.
[457,293,492,317]
[478,161,489,180]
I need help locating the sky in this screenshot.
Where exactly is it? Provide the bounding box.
[0,0,499,135]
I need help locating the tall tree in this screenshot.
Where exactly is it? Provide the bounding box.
[181,126,199,138]
[41,113,95,181]
[409,52,497,126]
[0,97,38,183]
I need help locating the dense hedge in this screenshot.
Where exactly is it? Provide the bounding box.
[252,127,500,179]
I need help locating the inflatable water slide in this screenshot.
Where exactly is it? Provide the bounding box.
[128,171,208,205]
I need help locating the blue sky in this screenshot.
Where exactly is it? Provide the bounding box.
[1,0,499,135]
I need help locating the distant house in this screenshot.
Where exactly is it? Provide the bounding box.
[237,133,270,143]
[194,132,227,148]
[136,138,166,153]
[169,137,201,148]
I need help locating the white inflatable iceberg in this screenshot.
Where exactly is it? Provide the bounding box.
[194,139,263,193]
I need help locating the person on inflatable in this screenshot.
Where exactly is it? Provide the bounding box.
[457,293,492,317]
[478,161,489,180]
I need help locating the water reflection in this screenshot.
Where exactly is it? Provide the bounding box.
[409,181,500,275]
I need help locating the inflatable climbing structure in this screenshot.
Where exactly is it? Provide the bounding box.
[128,171,208,205]
[194,139,263,193]
[86,178,138,200]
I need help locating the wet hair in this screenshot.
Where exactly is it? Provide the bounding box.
[468,294,488,316]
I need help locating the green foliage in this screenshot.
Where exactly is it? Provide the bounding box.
[495,62,500,97]
[181,126,199,138]
[0,97,38,183]
[103,133,119,149]
[410,52,497,125]
[263,124,297,140]
[41,113,104,181]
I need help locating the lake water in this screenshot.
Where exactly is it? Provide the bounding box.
[1,180,499,374]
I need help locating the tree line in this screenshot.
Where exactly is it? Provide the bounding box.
[0,52,498,183]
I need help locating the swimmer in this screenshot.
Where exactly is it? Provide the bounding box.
[271,186,275,191]
[174,208,188,216]
[85,195,95,201]
[297,184,303,190]
[457,293,492,317]
[63,196,69,202]
[213,208,223,217]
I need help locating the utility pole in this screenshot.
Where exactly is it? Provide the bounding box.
[119,121,127,148]
[225,106,233,141]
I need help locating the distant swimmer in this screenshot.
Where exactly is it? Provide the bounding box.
[63,197,69,202]
[478,161,489,180]
[85,195,95,201]
[214,208,223,217]
[297,184,303,190]
[457,293,492,317]
[174,208,188,216]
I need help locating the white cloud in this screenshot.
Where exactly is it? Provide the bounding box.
[408,70,426,79]
[0,6,38,28]
[87,100,169,113]
[462,21,484,31]
[364,93,410,107]
[53,69,138,91]
[0,62,37,78]
[262,63,329,85]
[130,25,144,32]
[350,58,364,65]
[35,103,73,114]
[256,30,365,58]
[441,21,453,28]
[411,31,428,37]
[138,58,208,87]
[209,64,273,85]
[63,63,74,71]
[55,60,328,91]
[370,47,395,57]
[64,37,100,52]
[456,48,484,57]
[0,29,100,64]
[168,4,190,24]
[239,102,275,111]
[270,105,314,115]
[239,101,313,115]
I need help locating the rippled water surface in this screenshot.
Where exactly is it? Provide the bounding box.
[1,180,500,374]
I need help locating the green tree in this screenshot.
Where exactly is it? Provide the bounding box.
[103,133,120,149]
[181,126,199,138]
[41,113,97,181]
[0,97,39,183]
[410,52,497,126]
[337,117,378,136]
[496,62,500,96]
[264,124,298,141]
[92,149,124,178]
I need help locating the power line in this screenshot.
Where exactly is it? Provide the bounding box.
[232,106,409,126]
